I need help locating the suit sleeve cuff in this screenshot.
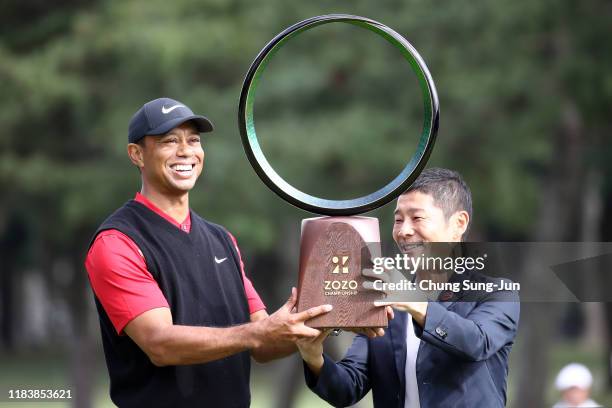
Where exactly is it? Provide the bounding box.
[304,354,334,390]
[414,302,448,342]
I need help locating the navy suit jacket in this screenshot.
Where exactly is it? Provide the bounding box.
[305,276,520,408]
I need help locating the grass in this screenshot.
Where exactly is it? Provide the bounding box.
[0,341,609,407]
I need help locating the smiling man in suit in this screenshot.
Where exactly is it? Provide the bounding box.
[297,167,520,408]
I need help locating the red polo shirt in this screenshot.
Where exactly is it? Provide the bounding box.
[86,193,266,334]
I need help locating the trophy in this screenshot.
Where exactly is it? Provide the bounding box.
[238,15,439,328]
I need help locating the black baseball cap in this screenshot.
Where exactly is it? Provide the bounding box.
[128,97,214,143]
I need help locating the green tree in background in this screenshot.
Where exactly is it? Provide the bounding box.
[1,1,611,407]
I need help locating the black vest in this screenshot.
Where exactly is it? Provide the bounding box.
[90,200,251,407]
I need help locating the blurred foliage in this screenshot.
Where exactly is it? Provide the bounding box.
[1,0,611,260]
[1,1,611,407]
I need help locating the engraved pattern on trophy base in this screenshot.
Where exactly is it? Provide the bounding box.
[297,218,388,329]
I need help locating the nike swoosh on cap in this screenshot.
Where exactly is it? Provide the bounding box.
[161,104,185,114]
[215,257,228,264]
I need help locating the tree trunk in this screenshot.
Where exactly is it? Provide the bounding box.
[579,171,605,349]
[68,225,96,408]
[0,213,27,351]
[513,101,585,408]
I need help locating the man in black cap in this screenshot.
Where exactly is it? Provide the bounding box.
[85,97,332,407]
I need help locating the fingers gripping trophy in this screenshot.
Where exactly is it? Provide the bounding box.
[238,15,439,329]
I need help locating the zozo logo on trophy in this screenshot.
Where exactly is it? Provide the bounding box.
[324,255,358,296]
[331,256,349,274]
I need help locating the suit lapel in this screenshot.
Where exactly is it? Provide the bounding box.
[389,310,407,393]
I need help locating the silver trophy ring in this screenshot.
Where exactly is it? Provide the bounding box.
[238,14,439,216]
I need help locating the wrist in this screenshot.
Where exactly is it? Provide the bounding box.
[246,320,265,349]
[299,346,323,365]
[410,302,428,327]
[304,353,324,375]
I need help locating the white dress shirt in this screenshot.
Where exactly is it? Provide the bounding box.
[404,316,421,408]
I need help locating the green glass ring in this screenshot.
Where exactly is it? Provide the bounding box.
[238,14,439,216]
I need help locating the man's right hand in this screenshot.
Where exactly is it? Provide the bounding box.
[253,287,332,345]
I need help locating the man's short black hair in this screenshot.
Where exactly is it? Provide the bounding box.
[404,167,473,222]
